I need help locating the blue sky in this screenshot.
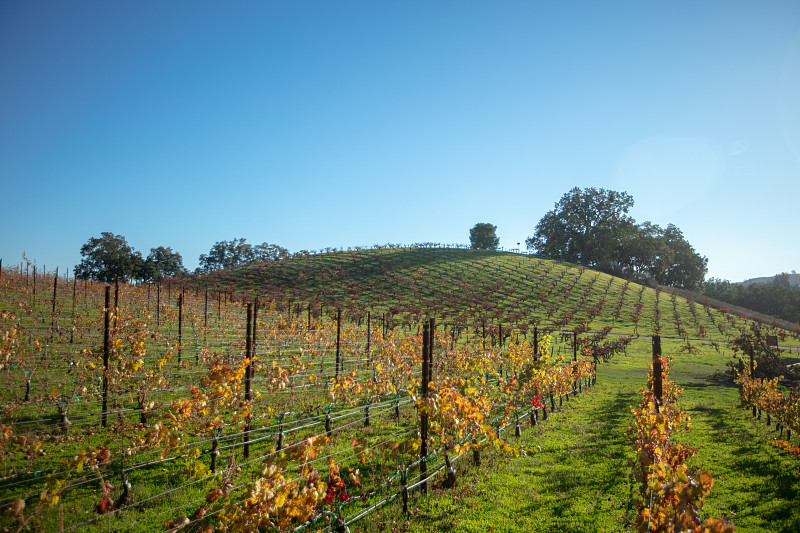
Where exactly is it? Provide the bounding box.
[1,1,798,282]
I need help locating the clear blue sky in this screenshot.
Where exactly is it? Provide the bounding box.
[1,1,798,282]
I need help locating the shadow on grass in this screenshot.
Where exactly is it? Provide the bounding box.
[728,453,800,532]
[509,388,640,531]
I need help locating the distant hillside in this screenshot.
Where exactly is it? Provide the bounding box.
[740,271,800,287]
[704,273,800,326]
[181,247,798,341]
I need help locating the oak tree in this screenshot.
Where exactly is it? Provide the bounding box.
[470,223,500,250]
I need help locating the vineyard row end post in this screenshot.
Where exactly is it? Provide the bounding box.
[244,303,253,459]
[102,286,111,428]
[652,335,662,412]
[420,320,430,494]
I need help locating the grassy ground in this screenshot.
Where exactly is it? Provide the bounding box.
[356,339,800,533]
[3,258,800,532]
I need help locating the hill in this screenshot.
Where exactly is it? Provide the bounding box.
[741,271,800,287]
[183,246,799,343]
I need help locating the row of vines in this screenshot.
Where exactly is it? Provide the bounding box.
[0,267,626,532]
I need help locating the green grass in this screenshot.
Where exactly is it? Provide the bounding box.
[3,250,800,532]
[353,339,800,533]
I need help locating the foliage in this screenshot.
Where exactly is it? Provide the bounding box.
[74,232,140,282]
[197,238,289,273]
[526,187,635,267]
[4,253,799,531]
[728,323,797,381]
[469,223,499,250]
[632,223,708,291]
[526,187,707,290]
[704,274,800,325]
[74,233,186,283]
[629,356,734,532]
[139,246,187,281]
[737,367,800,456]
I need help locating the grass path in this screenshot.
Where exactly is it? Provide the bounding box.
[359,340,800,533]
[673,347,800,532]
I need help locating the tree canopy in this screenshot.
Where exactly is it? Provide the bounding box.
[74,233,187,282]
[139,246,187,282]
[469,223,499,250]
[526,187,635,267]
[74,233,140,282]
[197,238,289,273]
[526,187,707,290]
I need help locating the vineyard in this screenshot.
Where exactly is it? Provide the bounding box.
[1,247,800,532]
[186,247,800,344]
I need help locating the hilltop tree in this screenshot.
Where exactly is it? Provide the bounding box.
[252,242,290,262]
[75,233,188,282]
[527,187,707,290]
[650,224,707,291]
[526,187,635,266]
[139,246,187,281]
[75,232,139,282]
[470,223,500,250]
[197,238,289,273]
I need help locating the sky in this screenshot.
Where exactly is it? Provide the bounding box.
[1,1,799,283]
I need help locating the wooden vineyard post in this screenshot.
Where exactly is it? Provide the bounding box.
[50,267,58,342]
[428,318,435,383]
[572,331,579,394]
[70,273,76,344]
[102,286,111,428]
[335,308,341,377]
[177,294,183,364]
[748,342,757,418]
[32,265,36,308]
[244,303,253,459]
[573,331,577,361]
[253,297,259,359]
[307,303,311,330]
[204,290,208,331]
[533,326,538,361]
[156,284,160,331]
[497,323,504,378]
[218,291,222,323]
[366,312,371,363]
[420,321,430,494]
[113,279,119,334]
[401,469,409,514]
[652,335,662,413]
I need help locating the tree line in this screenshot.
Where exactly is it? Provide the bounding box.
[704,274,800,325]
[77,186,709,291]
[73,233,288,283]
